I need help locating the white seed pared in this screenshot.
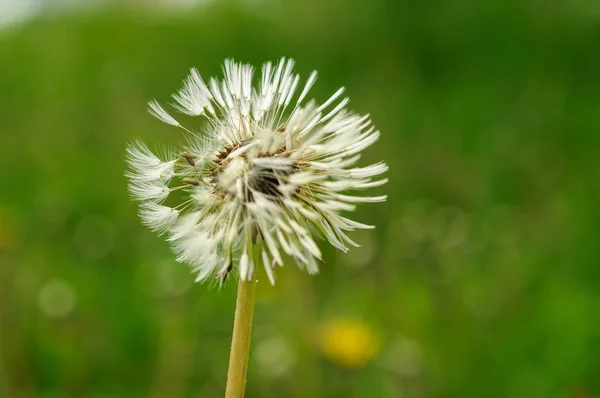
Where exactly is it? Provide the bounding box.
[126,58,387,284]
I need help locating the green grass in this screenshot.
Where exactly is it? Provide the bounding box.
[1,1,599,397]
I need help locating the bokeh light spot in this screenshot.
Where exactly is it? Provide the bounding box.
[377,335,423,377]
[38,278,77,319]
[155,259,193,297]
[345,230,376,268]
[254,334,295,378]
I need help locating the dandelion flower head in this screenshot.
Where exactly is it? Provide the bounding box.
[126,58,387,284]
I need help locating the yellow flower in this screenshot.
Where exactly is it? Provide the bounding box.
[318,318,381,368]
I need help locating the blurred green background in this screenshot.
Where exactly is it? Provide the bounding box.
[1,0,599,397]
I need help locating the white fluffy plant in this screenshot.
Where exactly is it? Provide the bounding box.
[125,58,387,397]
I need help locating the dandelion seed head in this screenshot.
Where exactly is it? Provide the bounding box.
[126,58,387,284]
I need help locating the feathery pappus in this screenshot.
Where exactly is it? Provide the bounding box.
[126,58,387,285]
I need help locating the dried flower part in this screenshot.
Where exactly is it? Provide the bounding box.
[126,58,387,284]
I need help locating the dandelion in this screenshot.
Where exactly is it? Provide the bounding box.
[125,58,387,397]
[318,318,381,368]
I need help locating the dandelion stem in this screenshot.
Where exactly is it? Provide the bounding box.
[225,277,256,398]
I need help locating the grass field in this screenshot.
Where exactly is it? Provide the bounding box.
[1,1,599,397]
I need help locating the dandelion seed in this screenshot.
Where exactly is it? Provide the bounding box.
[138,203,179,235]
[125,58,387,284]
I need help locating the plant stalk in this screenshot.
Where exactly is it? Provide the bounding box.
[225,278,256,398]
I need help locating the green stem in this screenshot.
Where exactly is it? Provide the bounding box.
[225,277,256,398]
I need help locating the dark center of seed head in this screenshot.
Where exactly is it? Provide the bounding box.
[211,143,298,201]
